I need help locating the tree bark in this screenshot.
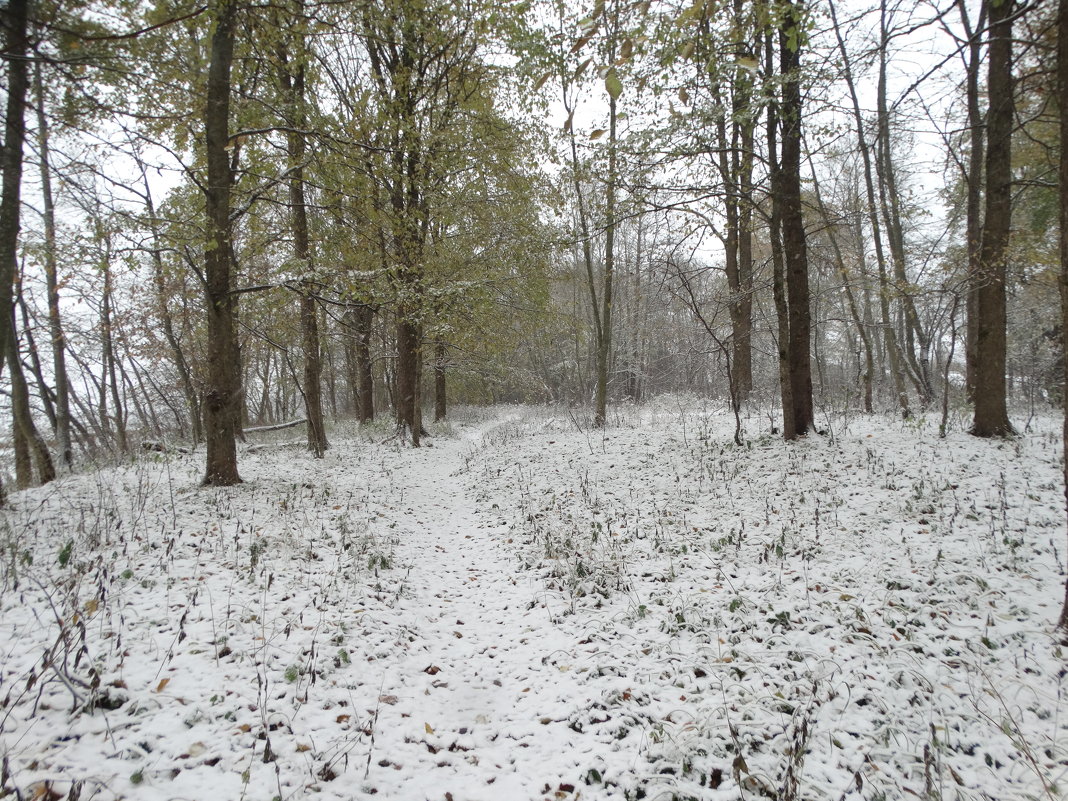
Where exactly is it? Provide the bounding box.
[0,0,29,409]
[277,12,328,458]
[434,339,447,422]
[779,0,814,436]
[960,0,986,401]
[971,0,1015,438]
[98,243,129,454]
[1056,0,1068,633]
[33,63,73,468]
[6,307,55,486]
[594,77,618,428]
[202,0,241,485]
[766,27,794,440]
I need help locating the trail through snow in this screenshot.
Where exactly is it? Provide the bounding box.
[364,429,596,799]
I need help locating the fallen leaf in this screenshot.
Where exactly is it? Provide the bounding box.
[155,678,170,693]
[425,722,435,734]
[424,665,442,675]
[379,695,399,705]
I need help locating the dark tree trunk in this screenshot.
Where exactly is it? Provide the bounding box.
[971,0,1015,438]
[0,0,29,405]
[727,0,754,400]
[202,0,241,485]
[875,4,933,405]
[961,0,986,401]
[396,307,421,444]
[434,339,447,422]
[99,251,128,454]
[1056,0,1068,633]
[766,28,795,440]
[779,0,813,436]
[356,305,375,423]
[277,15,327,458]
[594,88,618,428]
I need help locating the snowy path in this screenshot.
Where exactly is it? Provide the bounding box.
[361,432,598,800]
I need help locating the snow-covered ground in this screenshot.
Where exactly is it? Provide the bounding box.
[0,401,1065,801]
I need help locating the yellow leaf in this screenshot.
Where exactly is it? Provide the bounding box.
[84,598,99,615]
[681,41,695,60]
[425,722,435,734]
[155,678,170,693]
[589,129,607,140]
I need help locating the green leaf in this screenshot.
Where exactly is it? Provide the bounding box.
[605,69,623,100]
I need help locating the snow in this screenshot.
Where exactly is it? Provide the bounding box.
[1,401,1066,801]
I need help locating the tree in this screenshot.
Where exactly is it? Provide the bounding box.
[971,0,1015,437]
[276,0,327,457]
[1056,0,1068,634]
[201,0,242,485]
[774,0,814,438]
[0,0,30,427]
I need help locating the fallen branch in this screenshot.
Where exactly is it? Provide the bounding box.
[244,419,307,434]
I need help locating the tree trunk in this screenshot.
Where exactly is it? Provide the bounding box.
[829,0,910,418]
[277,15,327,458]
[809,163,874,413]
[875,4,933,405]
[960,0,986,401]
[6,307,55,486]
[142,169,202,444]
[99,249,129,454]
[396,304,421,444]
[780,0,814,437]
[971,0,1015,438]
[202,0,241,485]
[434,339,447,422]
[766,27,795,440]
[33,62,73,468]
[0,0,29,409]
[12,422,31,490]
[594,85,618,428]
[1055,0,1068,633]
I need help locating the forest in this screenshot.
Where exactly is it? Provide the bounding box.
[1,0,1067,799]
